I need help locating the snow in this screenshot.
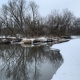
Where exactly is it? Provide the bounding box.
[71,36,80,39]
[0,36,16,39]
[50,38,80,80]
[0,36,5,38]
[38,37,47,41]
[22,38,35,41]
[22,37,47,41]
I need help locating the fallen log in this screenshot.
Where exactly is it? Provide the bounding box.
[33,39,43,44]
[58,39,69,43]
[0,41,11,44]
[61,36,71,39]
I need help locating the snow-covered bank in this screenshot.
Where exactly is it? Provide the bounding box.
[51,38,80,80]
[71,36,80,39]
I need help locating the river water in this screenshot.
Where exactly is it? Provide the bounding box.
[0,44,63,80]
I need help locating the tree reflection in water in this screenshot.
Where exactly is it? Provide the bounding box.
[0,44,63,80]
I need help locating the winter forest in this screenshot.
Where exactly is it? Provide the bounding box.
[0,0,80,38]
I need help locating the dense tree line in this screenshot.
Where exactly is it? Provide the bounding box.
[0,0,80,38]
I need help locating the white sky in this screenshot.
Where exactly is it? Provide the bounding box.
[0,0,80,17]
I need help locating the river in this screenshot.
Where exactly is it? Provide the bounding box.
[0,43,63,80]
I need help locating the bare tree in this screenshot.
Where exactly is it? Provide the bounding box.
[46,9,75,37]
[0,0,27,36]
[29,1,39,21]
[27,1,39,37]
[61,9,75,35]
[71,18,80,35]
[0,0,78,37]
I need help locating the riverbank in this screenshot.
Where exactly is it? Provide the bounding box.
[0,36,70,45]
[51,37,80,80]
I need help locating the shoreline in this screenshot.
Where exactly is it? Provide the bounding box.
[0,36,70,45]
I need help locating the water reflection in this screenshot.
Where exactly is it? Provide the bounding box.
[0,44,63,80]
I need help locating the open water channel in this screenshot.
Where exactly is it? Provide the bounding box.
[0,44,63,80]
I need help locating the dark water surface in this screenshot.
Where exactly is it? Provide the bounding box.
[0,44,63,80]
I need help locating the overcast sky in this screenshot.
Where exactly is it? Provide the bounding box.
[0,0,80,17]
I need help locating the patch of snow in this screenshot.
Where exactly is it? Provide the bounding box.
[0,36,5,38]
[19,42,24,44]
[22,38,35,41]
[30,38,35,41]
[71,36,80,39]
[51,38,80,80]
[21,37,47,44]
[21,38,27,40]
[0,36,16,39]
[38,37,47,41]
[2,39,6,41]
[9,37,16,39]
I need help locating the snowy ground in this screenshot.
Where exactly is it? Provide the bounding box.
[50,37,80,80]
